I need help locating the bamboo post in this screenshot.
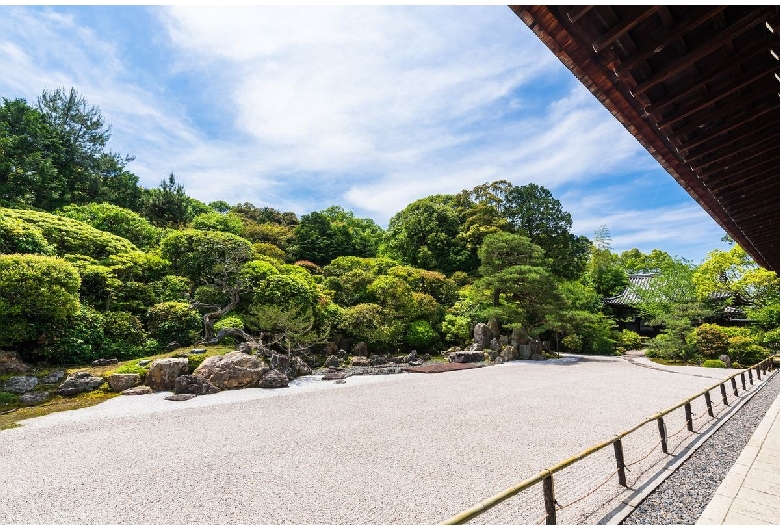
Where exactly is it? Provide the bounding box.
[756,365,762,381]
[613,439,627,487]
[720,383,729,406]
[684,402,694,431]
[731,377,739,397]
[657,417,668,454]
[749,368,754,385]
[704,391,714,417]
[740,372,746,391]
[543,475,556,525]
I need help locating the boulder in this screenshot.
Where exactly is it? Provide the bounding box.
[324,341,339,357]
[449,351,484,363]
[325,355,341,368]
[138,360,151,366]
[20,391,49,405]
[121,385,152,395]
[473,323,492,350]
[0,351,30,375]
[518,344,532,360]
[3,376,39,394]
[487,317,501,339]
[166,341,181,352]
[237,341,274,357]
[403,351,418,364]
[165,393,196,401]
[91,358,118,366]
[494,356,506,364]
[290,356,312,377]
[501,345,518,361]
[719,355,732,368]
[145,358,189,391]
[353,342,369,357]
[40,370,65,384]
[530,353,547,361]
[258,369,288,388]
[369,355,387,366]
[58,372,104,396]
[270,353,290,375]
[193,351,269,390]
[190,348,207,354]
[389,356,405,364]
[108,373,141,392]
[174,375,220,395]
[490,338,501,352]
[350,356,369,367]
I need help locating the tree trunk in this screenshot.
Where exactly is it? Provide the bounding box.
[202,288,241,341]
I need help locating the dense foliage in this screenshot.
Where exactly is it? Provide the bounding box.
[2,88,779,367]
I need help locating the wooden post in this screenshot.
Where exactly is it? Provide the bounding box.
[543,474,556,525]
[720,383,729,406]
[749,369,754,385]
[731,377,739,397]
[657,417,668,454]
[613,439,627,487]
[684,402,694,432]
[704,391,714,417]
[763,361,768,376]
[741,372,746,391]
[756,366,762,381]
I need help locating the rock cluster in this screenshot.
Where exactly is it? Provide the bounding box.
[58,372,104,397]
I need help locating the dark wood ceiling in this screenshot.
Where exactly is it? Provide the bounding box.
[512,6,780,271]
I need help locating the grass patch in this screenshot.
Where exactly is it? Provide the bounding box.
[1,386,116,430]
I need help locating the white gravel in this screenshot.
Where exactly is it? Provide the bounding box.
[0,355,752,524]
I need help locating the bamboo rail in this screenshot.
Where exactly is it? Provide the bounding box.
[441,356,776,525]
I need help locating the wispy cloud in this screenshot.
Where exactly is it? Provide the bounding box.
[0,5,728,262]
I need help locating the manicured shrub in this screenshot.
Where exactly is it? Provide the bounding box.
[727,335,769,366]
[190,211,244,235]
[151,275,192,303]
[42,306,106,365]
[101,311,154,359]
[0,254,81,348]
[213,315,244,332]
[146,301,202,346]
[1,207,137,259]
[405,319,439,351]
[690,324,730,360]
[702,359,727,368]
[0,213,54,255]
[58,203,160,249]
[616,329,643,350]
[442,314,470,345]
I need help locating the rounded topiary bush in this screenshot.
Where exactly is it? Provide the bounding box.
[562,334,583,353]
[702,359,727,368]
[691,324,730,360]
[146,301,202,346]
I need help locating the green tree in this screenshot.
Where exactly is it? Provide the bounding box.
[191,211,244,235]
[143,173,208,228]
[383,195,474,273]
[293,206,383,265]
[585,225,628,298]
[474,231,562,332]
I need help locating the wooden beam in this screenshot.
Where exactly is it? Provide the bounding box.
[666,89,778,140]
[685,132,780,168]
[631,8,774,97]
[677,102,780,153]
[657,67,780,129]
[705,153,780,186]
[567,6,594,24]
[592,6,664,53]
[689,129,780,169]
[685,123,780,165]
[615,7,728,75]
[646,40,778,114]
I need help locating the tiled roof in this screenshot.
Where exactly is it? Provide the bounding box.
[604,274,655,307]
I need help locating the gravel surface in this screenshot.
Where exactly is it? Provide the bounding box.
[0,355,755,524]
[622,368,780,525]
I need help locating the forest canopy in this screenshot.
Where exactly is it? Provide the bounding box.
[2,88,778,367]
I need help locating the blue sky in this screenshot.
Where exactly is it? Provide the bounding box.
[0,5,731,264]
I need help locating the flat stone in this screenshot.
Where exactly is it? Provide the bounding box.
[19,391,49,405]
[40,370,65,384]
[165,393,196,401]
[121,385,153,395]
[3,376,39,394]
[58,373,104,396]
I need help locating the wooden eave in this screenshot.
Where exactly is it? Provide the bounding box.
[512,6,780,272]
